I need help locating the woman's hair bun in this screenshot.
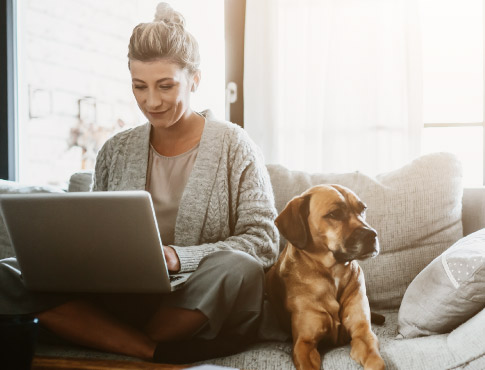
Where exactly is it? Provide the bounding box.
[154,2,185,27]
[129,1,199,72]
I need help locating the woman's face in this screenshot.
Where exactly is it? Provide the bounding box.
[130,59,199,129]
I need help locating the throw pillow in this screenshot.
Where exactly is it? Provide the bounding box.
[267,152,463,309]
[0,180,64,259]
[397,228,485,338]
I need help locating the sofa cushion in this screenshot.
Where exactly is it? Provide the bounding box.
[36,308,485,370]
[267,152,463,309]
[398,228,485,338]
[0,180,64,259]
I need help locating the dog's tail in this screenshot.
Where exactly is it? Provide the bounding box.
[371,312,385,325]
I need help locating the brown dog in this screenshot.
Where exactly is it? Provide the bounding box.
[266,184,385,370]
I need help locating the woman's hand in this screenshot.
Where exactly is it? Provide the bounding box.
[163,245,181,273]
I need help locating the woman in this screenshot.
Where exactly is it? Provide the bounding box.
[0,2,278,363]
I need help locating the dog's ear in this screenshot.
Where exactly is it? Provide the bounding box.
[275,195,311,249]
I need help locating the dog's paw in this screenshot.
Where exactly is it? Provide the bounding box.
[363,352,385,370]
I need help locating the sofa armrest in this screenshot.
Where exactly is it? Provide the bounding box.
[462,187,485,236]
[68,171,93,192]
[447,307,485,367]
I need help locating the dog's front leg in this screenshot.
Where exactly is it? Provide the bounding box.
[341,292,385,370]
[291,311,332,370]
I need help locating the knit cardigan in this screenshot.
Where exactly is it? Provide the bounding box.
[92,112,279,273]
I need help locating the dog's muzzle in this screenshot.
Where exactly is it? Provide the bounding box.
[334,227,380,262]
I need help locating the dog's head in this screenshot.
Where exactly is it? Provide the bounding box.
[275,184,379,263]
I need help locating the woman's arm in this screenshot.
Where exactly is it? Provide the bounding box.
[91,140,112,192]
[172,128,279,273]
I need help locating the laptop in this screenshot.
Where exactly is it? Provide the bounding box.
[0,191,190,293]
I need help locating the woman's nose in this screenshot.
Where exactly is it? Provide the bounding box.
[146,90,162,109]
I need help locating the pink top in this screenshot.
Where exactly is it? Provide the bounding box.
[145,143,199,245]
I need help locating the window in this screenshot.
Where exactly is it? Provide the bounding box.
[420,0,484,186]
[4,1,483,186]
[12,0,225,187]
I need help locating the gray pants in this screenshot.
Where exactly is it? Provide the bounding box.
[0,250,265,340]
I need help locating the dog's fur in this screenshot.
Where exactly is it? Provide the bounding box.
[266,184,385,370]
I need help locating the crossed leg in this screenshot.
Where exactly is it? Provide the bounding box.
[36,251,261,360]
[37,299,206,360]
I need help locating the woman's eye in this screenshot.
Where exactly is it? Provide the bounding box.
[160,85,174,90]
[133,85,146,90]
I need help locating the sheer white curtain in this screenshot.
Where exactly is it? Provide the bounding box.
[244,0,422,175]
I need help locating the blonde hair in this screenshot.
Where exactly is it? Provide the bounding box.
[128,2,200,74]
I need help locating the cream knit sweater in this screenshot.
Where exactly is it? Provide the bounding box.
[92,112,279,273]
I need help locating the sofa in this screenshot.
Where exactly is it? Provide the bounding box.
[1,152,485,369]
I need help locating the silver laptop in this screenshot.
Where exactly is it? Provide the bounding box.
[0,191,189,293]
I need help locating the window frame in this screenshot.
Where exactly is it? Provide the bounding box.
[422,0,485,186]
[423,121,485,186]
[0,0,17,181]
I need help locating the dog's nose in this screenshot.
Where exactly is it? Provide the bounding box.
[361,228,377,244]
[345,227,378,254]
[349,227,377,243]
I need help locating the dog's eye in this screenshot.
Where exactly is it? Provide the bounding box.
[325,209,344,220]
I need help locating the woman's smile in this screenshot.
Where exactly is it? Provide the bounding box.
[149,110,170,117]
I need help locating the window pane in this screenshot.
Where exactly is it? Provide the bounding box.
[16,0,225,187]
[420,0,483,123]
[422,126,483,186]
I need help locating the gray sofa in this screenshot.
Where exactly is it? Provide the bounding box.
[1,152,485,369]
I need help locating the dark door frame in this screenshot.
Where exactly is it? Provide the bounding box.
[224,0,246,127]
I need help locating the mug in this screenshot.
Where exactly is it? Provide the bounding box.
[0,315,39,370]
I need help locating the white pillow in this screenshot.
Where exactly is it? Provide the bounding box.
[398,229,485,338]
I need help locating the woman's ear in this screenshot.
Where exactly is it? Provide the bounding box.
[191,70,201,92]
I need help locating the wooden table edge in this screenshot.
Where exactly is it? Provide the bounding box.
[32,355,189,370]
